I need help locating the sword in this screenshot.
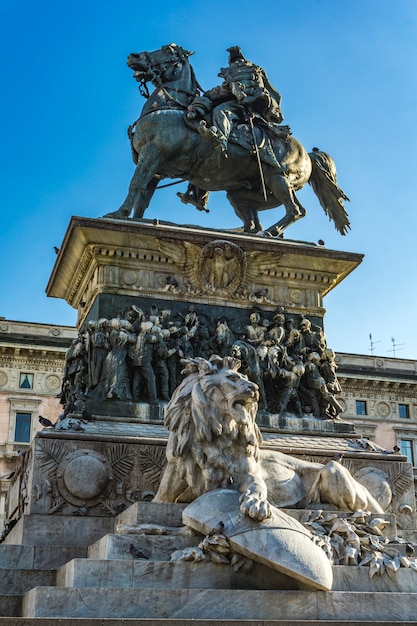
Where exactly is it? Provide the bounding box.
[249,115,268,202]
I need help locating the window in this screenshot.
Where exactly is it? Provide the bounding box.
[356,400,367,416]
[400,439,414,465]
[399,403,410,419]
[19,373,33,389]
[14,412,32,443]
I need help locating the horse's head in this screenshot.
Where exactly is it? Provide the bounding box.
[215,320,229,343]
[127,44,195,87]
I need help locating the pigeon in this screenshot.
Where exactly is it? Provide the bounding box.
[166,275,179,287]
[72,506,89,516]
[208,521,225,536]
[39,416,54,428]
[81,409,95,421]
[221,475,234,489]
[129,543,149,559]
[406,544,415,558]
[115,503,127,514]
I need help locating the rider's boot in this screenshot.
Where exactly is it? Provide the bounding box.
[198,122,227,156]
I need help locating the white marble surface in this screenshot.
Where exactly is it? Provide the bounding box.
[183,489,333,591]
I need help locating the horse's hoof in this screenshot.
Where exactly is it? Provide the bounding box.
[103,209,130,219]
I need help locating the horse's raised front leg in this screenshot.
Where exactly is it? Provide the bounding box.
[104,144,161,219]
[264,170,306,237]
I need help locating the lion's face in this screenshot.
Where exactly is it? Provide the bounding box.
[199,367,259,414]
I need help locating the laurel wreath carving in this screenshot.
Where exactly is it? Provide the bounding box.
[35,440,68,480]
[103,444,136,484]
[383,462,413,500]
[137,445,167,489]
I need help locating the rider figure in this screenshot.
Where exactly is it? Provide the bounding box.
[199,46,284,154]
[181,46,285,213]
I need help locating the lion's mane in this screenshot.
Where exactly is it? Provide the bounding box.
[163,355,262,496]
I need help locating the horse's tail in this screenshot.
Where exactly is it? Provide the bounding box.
[308,148,351,235]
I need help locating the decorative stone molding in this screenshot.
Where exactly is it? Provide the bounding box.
[44,374,61,391]
[376,401,392,418]
[46,217,363,326]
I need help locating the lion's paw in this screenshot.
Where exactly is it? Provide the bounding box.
[240,493,272,522]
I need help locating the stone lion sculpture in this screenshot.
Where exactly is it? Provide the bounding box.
[154,355,383,521]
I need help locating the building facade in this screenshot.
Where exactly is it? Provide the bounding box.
[0,318,77,528]
[336,352,417,466]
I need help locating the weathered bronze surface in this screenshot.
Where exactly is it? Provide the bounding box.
[105,44,350,237]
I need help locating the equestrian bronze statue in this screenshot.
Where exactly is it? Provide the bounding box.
[105,44,350,237]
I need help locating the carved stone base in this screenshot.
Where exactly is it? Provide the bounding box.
[5,424,415,532]
[47,216,363,327]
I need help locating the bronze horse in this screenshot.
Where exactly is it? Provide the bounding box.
[105,44,350,237]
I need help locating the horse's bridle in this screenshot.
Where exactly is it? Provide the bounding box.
[137,51,198,108]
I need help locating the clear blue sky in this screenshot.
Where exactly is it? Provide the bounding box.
[1,0,416,358]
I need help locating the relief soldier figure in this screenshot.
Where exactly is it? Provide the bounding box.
[59,304,343,422]
[130,320,159,404]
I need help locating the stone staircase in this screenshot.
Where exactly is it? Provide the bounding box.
[2,501,417,623]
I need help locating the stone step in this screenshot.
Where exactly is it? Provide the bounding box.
[55,556,417,594]
[116,500,187,527]
[4,617,417,626]
[87,532,198,561]
[0,568,55,594]
[0,544,87,569]
[333,564,417,592]
[0,595,21,618]
[21,587,417,620]
[3,514,114,547]
[56,557,298,590]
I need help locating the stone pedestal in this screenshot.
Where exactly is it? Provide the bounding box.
[46,216,363,328]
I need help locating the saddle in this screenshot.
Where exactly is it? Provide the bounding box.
[184,110,291,170]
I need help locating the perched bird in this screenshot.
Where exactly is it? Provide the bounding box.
[81,409,95,421]
[406,543,415,558]
[129,543,149,560]
[72,506,89,516]
[115,503,127,514]
[39,416,54,428]
[221,475,234,489]
[208,521,225,536]
[166,275,179,287]
[53,246,60,254]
